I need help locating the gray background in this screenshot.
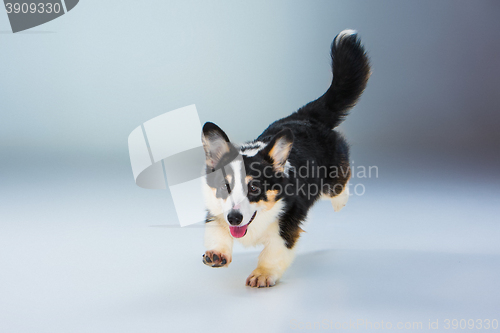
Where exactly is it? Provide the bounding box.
[1,0,499,157]
[1,1,499,332]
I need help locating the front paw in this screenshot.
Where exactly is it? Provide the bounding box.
[246,268,278,288]
[202,250,231,268]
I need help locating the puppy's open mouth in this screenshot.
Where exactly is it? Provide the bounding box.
[229,211,257,238]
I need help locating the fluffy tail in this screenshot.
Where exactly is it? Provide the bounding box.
[297,29,371,128]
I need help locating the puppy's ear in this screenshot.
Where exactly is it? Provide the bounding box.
[202,122,231,169]
[262,129,293,172]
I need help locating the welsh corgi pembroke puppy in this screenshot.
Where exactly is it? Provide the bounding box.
[201,29,370,287]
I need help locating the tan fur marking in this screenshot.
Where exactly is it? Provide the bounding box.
[257,189,278,210]
[289,226,303,247]
[245,175,253,184]
[269,142,292,172]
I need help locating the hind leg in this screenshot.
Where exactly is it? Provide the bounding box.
[330,182,349,212]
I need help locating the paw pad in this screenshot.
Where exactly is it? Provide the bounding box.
[202,250,230,267]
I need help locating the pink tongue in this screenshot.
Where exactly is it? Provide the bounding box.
[229,224,248,238]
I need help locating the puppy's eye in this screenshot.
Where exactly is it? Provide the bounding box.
[220,183,230,192]
[248,183,259,194]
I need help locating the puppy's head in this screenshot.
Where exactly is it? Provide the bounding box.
[202,122,293,238]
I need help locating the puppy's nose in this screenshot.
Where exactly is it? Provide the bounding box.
[227,210,243,225]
